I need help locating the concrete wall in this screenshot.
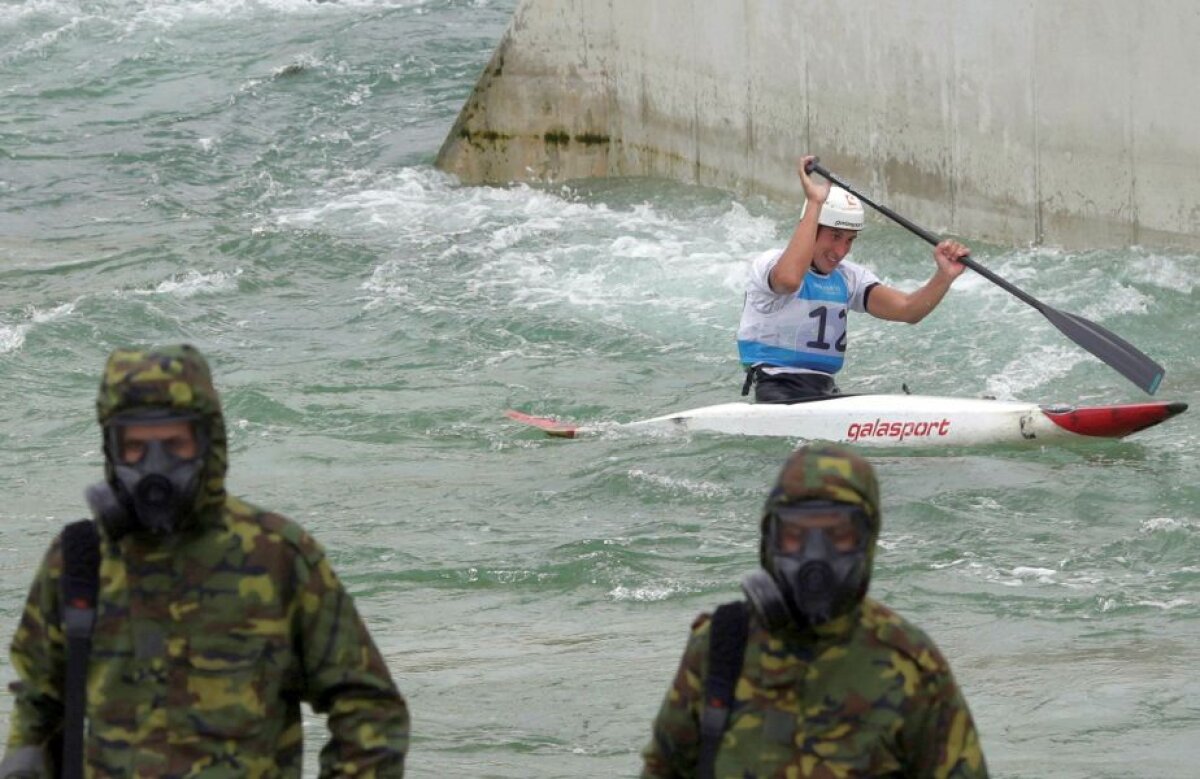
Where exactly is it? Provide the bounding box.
[435,0,1200,250]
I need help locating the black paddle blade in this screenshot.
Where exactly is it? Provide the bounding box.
[808,161,1166,395]
[1041,306,1165,394]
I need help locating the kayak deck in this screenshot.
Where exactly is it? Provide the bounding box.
[506,396,1187,446]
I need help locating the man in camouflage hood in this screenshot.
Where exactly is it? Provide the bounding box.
[641,443,987,778]
[2,345,409,778]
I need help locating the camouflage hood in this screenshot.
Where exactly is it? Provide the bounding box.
[759,442,881,587]
[96,344,228,528]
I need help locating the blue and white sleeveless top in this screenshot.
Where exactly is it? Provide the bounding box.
[736,249,880,375]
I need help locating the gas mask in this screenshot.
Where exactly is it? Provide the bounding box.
[742,501,870,629]
[89,413,206,539]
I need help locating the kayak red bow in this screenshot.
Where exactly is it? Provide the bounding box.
[1041,401,1188,438]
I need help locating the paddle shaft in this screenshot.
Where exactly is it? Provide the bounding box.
[807,160,1166,394]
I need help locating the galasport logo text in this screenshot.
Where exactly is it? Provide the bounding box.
[846,418,951,442]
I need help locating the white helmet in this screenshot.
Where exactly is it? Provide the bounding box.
[818,186,865,231]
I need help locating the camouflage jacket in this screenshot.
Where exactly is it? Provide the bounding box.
[5,345,408,778]
[5,498,409,778]
[641,599,987,778]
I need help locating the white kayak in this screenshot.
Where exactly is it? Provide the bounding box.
[506,395,1187,447]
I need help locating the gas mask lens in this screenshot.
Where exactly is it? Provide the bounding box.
[771,503,866,556]
[113,417,200,465]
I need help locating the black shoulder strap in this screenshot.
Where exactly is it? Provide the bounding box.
[59,519,100,779]
[698,600,750,779]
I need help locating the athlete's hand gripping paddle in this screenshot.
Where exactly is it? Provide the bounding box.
[805,158,1166,395]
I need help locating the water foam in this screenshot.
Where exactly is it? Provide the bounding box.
[984,344,1089,399]
[1132,598,1191,611]
[127,0,441,28]
[625,469,731,499]
[0,324,28,355]
[315,168,773,345]
[0,302,76,355]
[1126,252,1198,295]
[0,14,93,66]
[129,268,242,298]
[1139,517,1196,533]
[608,583,683,602]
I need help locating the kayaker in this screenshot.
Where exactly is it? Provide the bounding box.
[0,345,409,778]
[738,154,971,402]
[640,442,988,778]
